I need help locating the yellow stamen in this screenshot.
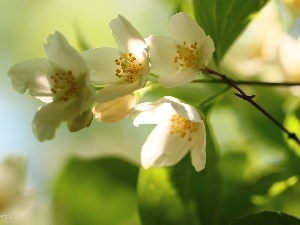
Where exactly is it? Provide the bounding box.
[169,114,198,141]
[115,53,143,83]
[174,41,199,68]
[50,70,80,102]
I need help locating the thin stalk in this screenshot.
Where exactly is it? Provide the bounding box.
[199,85,231,109]
[192,79,300,87]
[203,67,300,145]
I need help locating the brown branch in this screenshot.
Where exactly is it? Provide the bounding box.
[192,79,300,87]
[203,67,300,146]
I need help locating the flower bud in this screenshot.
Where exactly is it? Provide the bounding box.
[93,95,136,123]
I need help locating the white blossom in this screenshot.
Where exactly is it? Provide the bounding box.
[146,12,214,88]
[8,32,95,141]
[130,96,206,171]
[82,15,150,102]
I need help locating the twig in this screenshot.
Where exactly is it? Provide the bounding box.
[193,79,300,87]
[203,67,300,145]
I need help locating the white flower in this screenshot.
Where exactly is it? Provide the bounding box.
[8,32,95,141]
[93,95,137,123]
[82,15,150,102]
[221,1,284,80]
[0,155,29,211]
[130,96,206,171]
[146,12,214,88]
[0,155,52,225]
[278,34,300,96]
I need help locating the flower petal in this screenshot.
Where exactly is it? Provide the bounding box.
[146,35,179,75]
[140,52,151,86]
[141,119,193,169]
[169,12,207,47]
[82,47,123,84]
[131,96,201,125]
[34,101,77,121]
[130,101,175,126]
[95,82,140,102]
[32,100,81,141]
[201,36,215,67]
[158,68,198,88]
[43,31,87,76]
[162,96,201,122]
[109,15,146,54]
[190,121,206,171]
[32,110,60,142]
[7,58,55,101]
[32,116,60,141]
[76,77,96,113]
[68,110,93,132]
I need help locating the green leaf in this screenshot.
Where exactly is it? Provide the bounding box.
[53,157,140,225]
[193,0,269,65]
[230,211,300,225]
[137,110,222,225]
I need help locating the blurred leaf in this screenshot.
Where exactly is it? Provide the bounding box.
[284,110,300,177]
[74,22,92,51]
[137,161,198,225]
[284,103,300,156]
[218,168,291,224]
[251,180,300,217]
[193,0,268,64]
[137,108,222,225]
[230,211,300,225]
[53,157,140,225]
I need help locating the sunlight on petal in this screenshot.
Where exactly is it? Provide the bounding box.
[35,74,51,88]
[127,38,147,62]
[163,96,201,122]
[34,74,53,103]
[131,101,175,126]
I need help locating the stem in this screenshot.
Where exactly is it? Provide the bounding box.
[203,67,300,145]
[199,85,231,109]
[193,79,300,87]
[134,81,160,98]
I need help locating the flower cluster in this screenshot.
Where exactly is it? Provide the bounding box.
[8,12,214,171]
